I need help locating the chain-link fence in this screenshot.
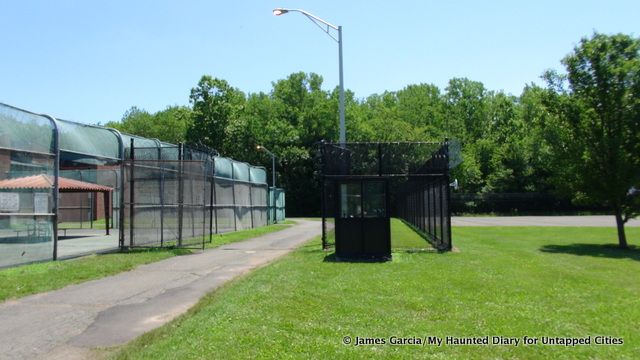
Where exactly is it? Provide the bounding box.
[268,187,286,224]
[0,103,57,268]
[0,102,286,268]
[122,143,276,249]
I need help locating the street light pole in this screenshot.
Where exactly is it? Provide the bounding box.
[256,145,276,188]
[273,7,346,145]
[338,25,345,145]
[257,145,277,224]
[271,155,275,188]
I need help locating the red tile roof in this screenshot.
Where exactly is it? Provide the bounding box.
[0,175,113,192]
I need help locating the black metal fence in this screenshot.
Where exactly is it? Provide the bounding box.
[396,143,452,250]
[319,141,454,252]
[397,177,451,250]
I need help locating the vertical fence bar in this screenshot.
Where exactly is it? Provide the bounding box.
[213,175,219,235]
[202,161,206,250]
[129,138,135,247]
[273,187,276,225]
[445,140,452,250]
[385,179,391,254]
[177,143,184,247]
[412,191,416,227]
[414,191,417,227]
[118,145,125,249]
[418,187,422,231]
[89,191,93,229]
[190,157,196,238]
[429,182,434,237]
[423,187,428,233]
[158,146,164,247]
[249,171,254,229]
[111,170,117,230]
[319,142,326,248]
[438,178,445,250]
[103,191,110,235]
[79,171,84,229]
[119,156,125,248]
[231,163,237,231]
[210,158,215,239]
[46,115,60,261]
[321,177,326,249]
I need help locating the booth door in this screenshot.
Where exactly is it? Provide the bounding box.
[335,180,390,259]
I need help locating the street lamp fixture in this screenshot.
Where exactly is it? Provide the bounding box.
[272,7,346,145]
[272,8,288,16]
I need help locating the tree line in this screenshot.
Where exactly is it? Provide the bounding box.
[106,32,639,248]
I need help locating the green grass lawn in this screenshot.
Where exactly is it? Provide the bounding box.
[205,220,295,249]
[390,218,433,250]
[111,224,640,359]
[0,222,293,302]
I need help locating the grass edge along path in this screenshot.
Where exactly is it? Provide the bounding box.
[110,225,639,359]
[0,222,294,303]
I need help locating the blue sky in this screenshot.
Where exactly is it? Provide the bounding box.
[1,0,638,124]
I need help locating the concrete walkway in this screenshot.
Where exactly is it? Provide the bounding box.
[452,215,640,227]
[0,219,326,360]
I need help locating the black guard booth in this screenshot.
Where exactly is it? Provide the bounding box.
[334,178,391,261]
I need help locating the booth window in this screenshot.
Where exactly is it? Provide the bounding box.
[339,183,361,218]
[363,181,385,218]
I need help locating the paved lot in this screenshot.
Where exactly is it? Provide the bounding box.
[452,215,640,227]
[57,231,119,259]
[0,219,327,360]
[0,231,118,268]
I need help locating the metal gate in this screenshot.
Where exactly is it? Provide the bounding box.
[334,178,391,260]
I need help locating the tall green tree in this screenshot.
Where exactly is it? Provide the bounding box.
[445,78,488,141]
[187,75,245,152]
[266,72,334,215]
[397,83,445,137]
[106,105,193,144]
[106,106,152,135]
[544,33,640,248]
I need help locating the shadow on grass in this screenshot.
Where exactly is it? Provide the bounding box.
[322,253,391,263]
[539,243,640,261]
[394,248,439,254]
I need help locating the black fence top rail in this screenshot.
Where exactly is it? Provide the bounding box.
[318,140,452,177]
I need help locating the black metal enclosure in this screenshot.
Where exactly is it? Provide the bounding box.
[319,141,456,260]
